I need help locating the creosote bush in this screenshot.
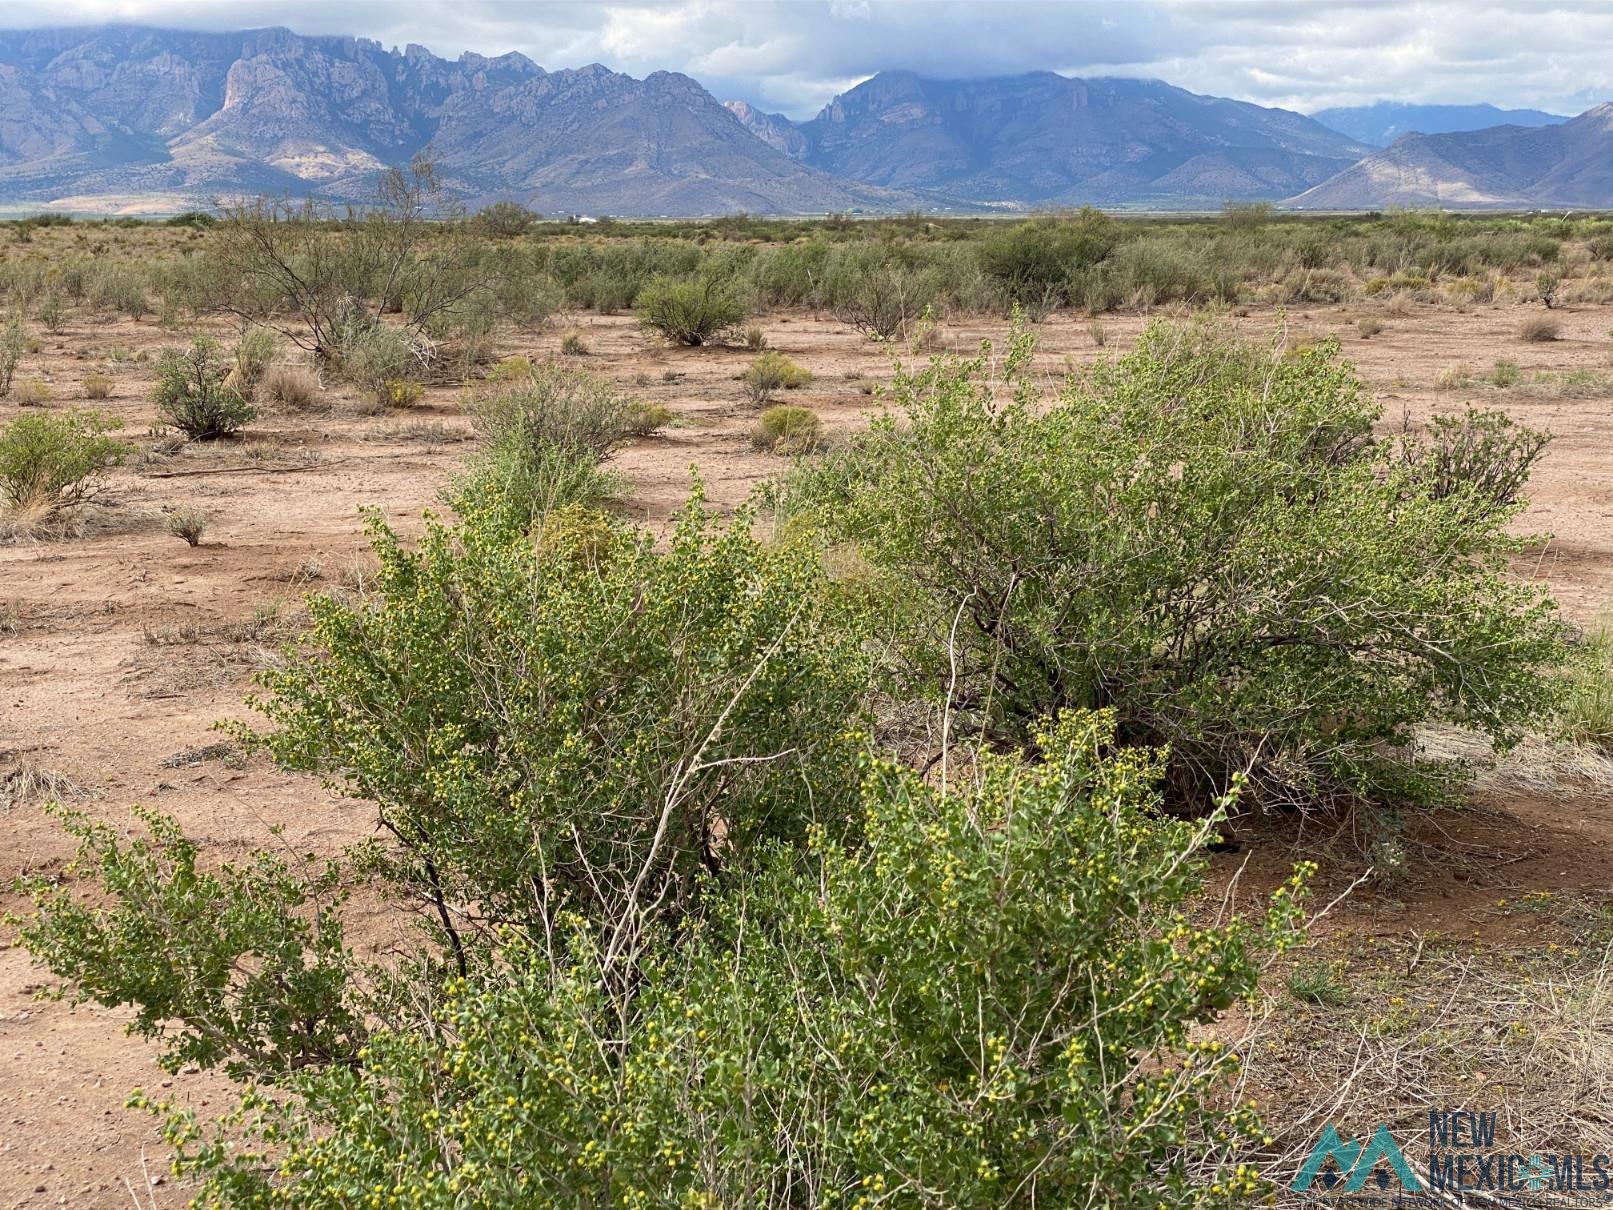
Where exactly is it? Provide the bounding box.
[0,409,125,516]
[791,317,1569,813]
[154,336,256,439]
[637,275,746,346]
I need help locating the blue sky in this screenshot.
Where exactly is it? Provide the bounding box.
[0,1,1607,119]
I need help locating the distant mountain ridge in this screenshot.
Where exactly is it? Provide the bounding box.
[1311,102,1567,147]
[0,25,1605,214]
[0,25,907,215]
[758,70,1370,207]
[1291,103,1613,209]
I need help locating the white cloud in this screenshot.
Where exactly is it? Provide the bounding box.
[0,0,1604,118]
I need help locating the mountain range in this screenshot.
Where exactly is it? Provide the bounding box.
[1293,104,1613,208]
[0,24,1606,215]
[1309,102,1566,147]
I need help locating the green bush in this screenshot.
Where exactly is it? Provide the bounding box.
[793,318,1569,811]
[154,336,256,439]
[241,498,870,959]
[0,410,126,514]
[451,437,621,529]
[330,313,419,405]
[637,275,745,345]
[24,711,1308,1207]
[979,212,1115,312]
[0,315,24,397]
[13,804,361,1079]
[471,200,540,238]
[741,349,812,404]
[1394,406,1550,517]
[752,403,822,454]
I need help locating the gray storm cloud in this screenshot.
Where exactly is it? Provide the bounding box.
[0,0,1605,117]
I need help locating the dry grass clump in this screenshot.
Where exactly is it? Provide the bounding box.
[164,504,211,547]
[1520,314,1562,342]
[1560,614,1613,752]
[14,378,52,406]
[560,330,589,356]
[259,363,325,412]
[1357,317,1384,339]
[81,372,113,399]
[1,763,87,812]
[1235,933,1613,1186]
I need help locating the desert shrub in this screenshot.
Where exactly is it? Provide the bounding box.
[752,403,822,454]
[637,275,745,345]
[82,711,1306,1207]
[14,804,363,1079]
[741,349,812,404]
[1395,407,1551,516]
[80,372,112,400]
[741,323,768,350]
[1560,615,1613,750]
[1357,316,1384,339]
[164,505,210,546]
[1589,235,1613,262]
[559,330,588,356]
[154,336,256,439]
[457,363,648,528]
[0,410,125,514]
[0,316,23,396]
[1520,314,1561,342]
[232,326,281,392]
[214,156,497,360]
[470,361,641,463]
[792,319,1569,812]
[832,264,919,339]
[1490,358,1521,387]
[259,364,323,412]
[623,400,672,437]
[979,212,1115,312]
[13,377,51,406]
[454,438,622,527]
[471,200,540,238]
[330,314,420,404]
[35,291,66,334]
[241,498,870,960]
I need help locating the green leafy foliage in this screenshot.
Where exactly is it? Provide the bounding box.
[0,314,26,396]
[979,211,1116,313]
[636,275,746,345]
[154,335,256,439]
[141,713,1308,1208]
[0,409,126,513]
[792,317,1569,811]
[236,497,871,969]
[11,805,361,1079]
